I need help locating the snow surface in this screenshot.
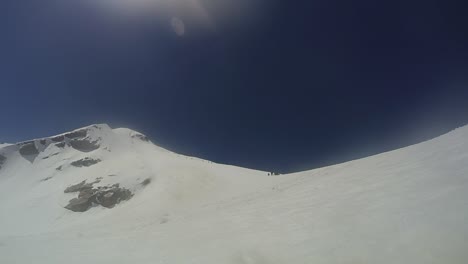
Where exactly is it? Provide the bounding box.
[1,124,468,263]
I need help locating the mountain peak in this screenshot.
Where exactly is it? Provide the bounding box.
[0,123,162,214]
[1,124,468,262]
[0,124,155,165]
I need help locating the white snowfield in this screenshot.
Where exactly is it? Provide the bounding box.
[1,124,468,264]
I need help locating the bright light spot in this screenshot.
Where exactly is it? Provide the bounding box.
[171,17,185,36]
[86,0,268,35]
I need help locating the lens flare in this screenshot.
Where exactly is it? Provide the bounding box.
[87,0,266,35]
[171,17,185,36]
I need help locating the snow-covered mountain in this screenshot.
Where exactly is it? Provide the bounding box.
[1,124,468,263]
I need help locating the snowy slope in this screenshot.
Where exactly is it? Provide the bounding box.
[1,124,468,264]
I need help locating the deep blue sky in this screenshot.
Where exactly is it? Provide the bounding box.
[1,0,468,173]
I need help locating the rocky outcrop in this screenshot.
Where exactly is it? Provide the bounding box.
[51,135,64,142]
[65,129,87,139]
[64,180,96,193]
[55,142,66,148]
[40,176,53,182]
[64,181,133,212]
[70,139,100,152]
[65,196,93,212]
[70,158,101,167]
[18,142,40,162]
[42,152,59,160]
[141,178,151,186]
[132,133,149,142]
[18,142,39,156]
[96,185,133,208]
[51,129,87,142]
[0,154,6,169]
[9,125,106,164]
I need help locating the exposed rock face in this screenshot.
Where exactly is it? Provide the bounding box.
[132,133,149,142]
[18,142,40,163]
[141,178,151,186]
[55,142,66,148]
[97,185,133,209]
[64,180,96,193]
[70,139,100,152]
[42,152,59,160]
[51,129,87,143]
[65,129,87,139]
[65,196,93,212]
[18,142,39,156]
[40,176,53,182]
[9,126,103,165]
[64,181,133,212]
[51,135,64,142]
[0,154,6,169]
[70,158,101,167]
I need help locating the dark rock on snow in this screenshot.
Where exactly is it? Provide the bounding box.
[97,187,133,208]
[0,154,6,169]
[141,178,151,186]
[65,196,93,212]
[40,176,53,182]
[55,142,66,148]
[19,142,39,156]
[71,157,101,167]
[64,180,98,193]
[42,152,59,160]
[65,129,87,139]
[132,133,149,142]
[70,139,100,152]
[64,180,133,212]
[51,135,64,142]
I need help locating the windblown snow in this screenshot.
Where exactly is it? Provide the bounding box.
[1,124,468,263]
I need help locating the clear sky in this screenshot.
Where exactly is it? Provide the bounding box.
[1,0,468,173]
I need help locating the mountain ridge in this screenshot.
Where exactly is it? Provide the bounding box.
[1,124,468,263]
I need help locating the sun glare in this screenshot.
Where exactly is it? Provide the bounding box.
[88,0,263,34]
